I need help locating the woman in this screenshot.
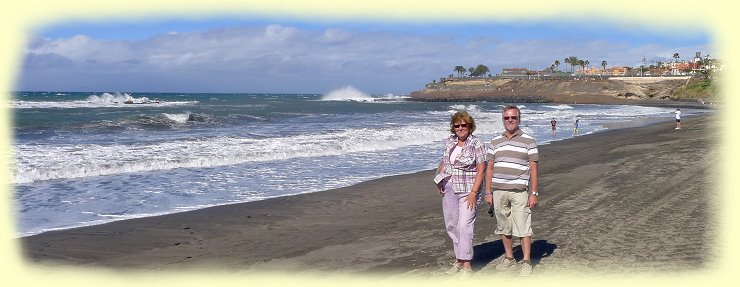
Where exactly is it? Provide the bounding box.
[435,111,487,278]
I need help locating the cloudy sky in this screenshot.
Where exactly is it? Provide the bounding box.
[16,16,713,95]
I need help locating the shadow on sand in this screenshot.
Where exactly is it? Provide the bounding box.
[471,239,557,271]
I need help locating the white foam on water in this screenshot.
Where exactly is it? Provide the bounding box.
[374,93,411,102]
[13,123,449,184]
[544,104,574,110]
[162,112,191,123]
[447,104,484,114]
[12,92,198,109]
[16,209,191,237]
[517,105,673,122]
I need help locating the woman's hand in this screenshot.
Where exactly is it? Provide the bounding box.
[465,192,477,210]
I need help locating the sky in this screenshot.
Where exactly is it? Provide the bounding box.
[16,16,713,95]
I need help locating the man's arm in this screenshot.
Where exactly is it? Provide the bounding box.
[484,160,494,205]
[528,161,539,208]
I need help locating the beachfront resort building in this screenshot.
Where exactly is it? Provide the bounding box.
[489,51,719,80]
[575,66,628,76]
[669,62,692,76]
[499,68,530,78]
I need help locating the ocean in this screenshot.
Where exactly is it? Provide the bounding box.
[11,87,706,237]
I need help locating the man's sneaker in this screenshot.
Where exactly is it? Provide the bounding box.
[495,257,516,270]
[459,268,474,279]
[445,262,462,274]
[519,261,533,276]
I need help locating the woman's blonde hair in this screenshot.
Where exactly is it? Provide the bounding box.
[449,111,476,134]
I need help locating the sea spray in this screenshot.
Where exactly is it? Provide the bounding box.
[320,86,373,101]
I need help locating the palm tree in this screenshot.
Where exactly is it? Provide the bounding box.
[577,59,584,73]
[567,56,579,73]
[600,60,608,79]
[564,58,570,73]
[584,60,590,72]
[454,66,466,77]
[673,53,680,62]
[468,67,475,77]
[474,64,490,78]
[554,60,560,72]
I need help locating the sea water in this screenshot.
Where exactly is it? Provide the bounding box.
[11,87,706,237]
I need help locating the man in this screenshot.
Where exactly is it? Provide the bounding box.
[484,105,539,276]
[550,118,557,134]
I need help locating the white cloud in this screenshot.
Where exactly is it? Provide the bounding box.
[263,24,297,41]
[28,35,136,65]
[321,28,352,43]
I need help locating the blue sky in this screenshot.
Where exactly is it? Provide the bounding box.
[17,16,713,94]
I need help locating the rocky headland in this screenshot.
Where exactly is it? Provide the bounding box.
[409,76,715,105]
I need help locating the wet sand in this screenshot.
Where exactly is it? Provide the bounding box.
[20,115,719,277]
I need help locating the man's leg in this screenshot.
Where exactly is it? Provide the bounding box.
[519,236,534,276]
[493,190,517,270]
[501,234,514,258]
[521,236,531,261]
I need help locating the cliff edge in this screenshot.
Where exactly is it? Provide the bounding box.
[409,77,706,104]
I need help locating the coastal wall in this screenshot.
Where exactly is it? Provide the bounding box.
[609,76,691,83]
[409,77,705,104]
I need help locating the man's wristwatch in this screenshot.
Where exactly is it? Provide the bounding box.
[530,191,539,196]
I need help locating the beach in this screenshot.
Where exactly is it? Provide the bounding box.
[16,93,706,238]
[19,113,718,277]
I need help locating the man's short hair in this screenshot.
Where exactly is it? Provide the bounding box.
[502,105,521,118]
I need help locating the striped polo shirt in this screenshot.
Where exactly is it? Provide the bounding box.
[487,129,539,191]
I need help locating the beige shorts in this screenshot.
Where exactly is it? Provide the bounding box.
[493,189,533,238]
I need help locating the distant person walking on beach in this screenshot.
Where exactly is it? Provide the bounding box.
[675,108,681,129]
[550,118,557,134]
[435,111,487,278]
[484,105,539,276]
[573,117,580,136]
